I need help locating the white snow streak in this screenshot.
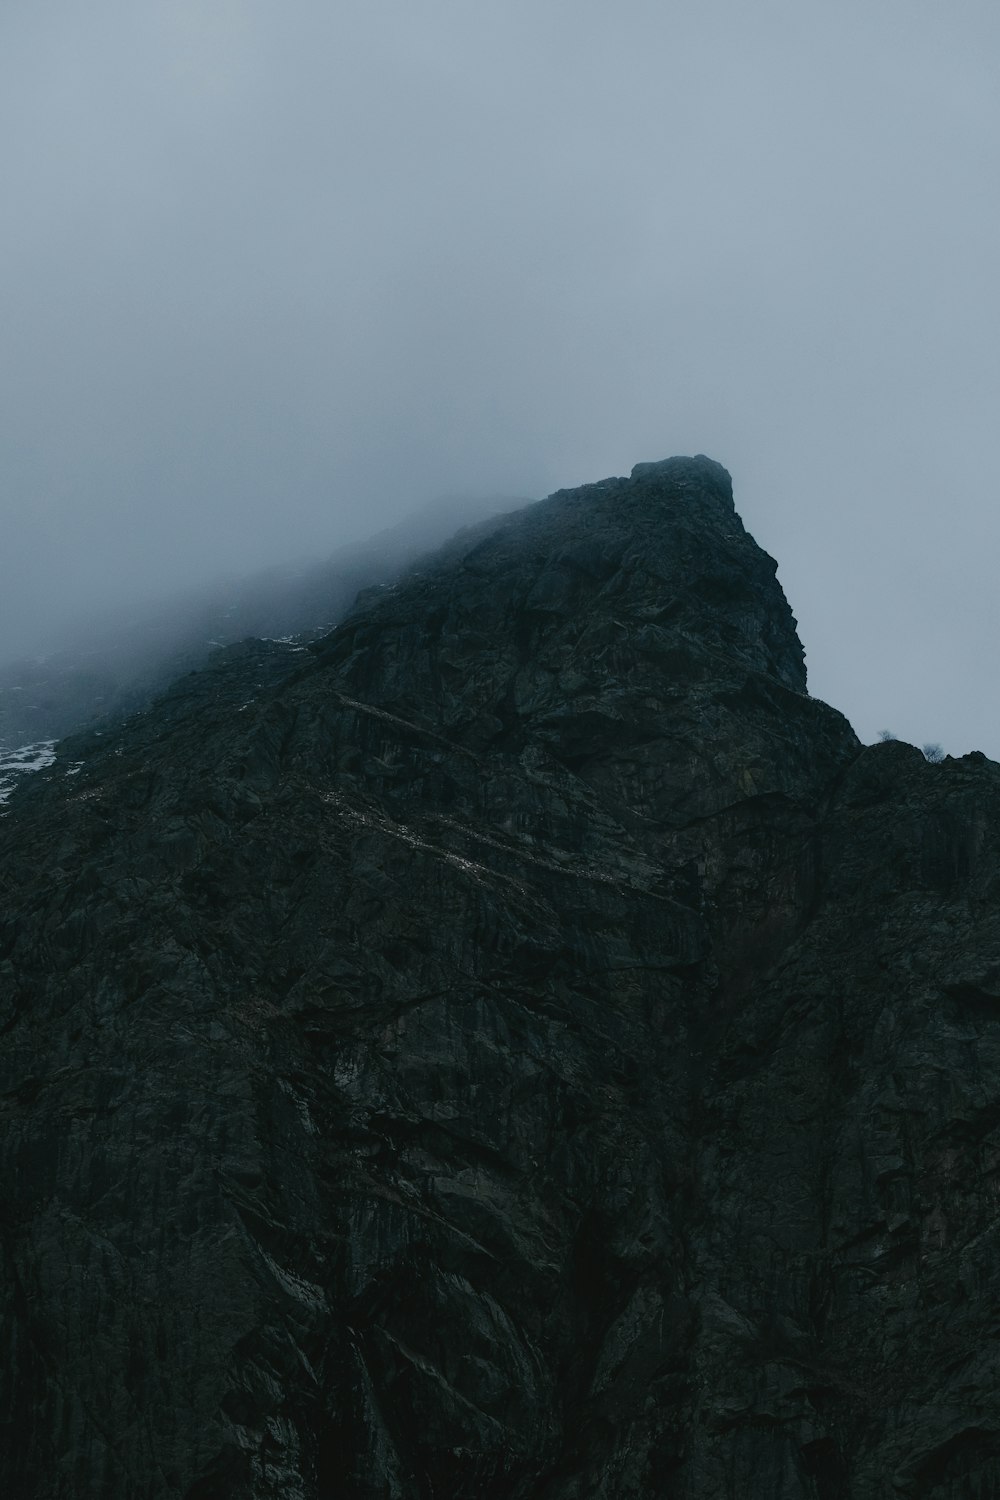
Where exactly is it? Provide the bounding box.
[0,740,57,804]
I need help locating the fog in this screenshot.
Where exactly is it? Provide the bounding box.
[2,1,998,754]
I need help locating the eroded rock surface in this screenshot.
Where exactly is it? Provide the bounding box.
[2,457,999,1497]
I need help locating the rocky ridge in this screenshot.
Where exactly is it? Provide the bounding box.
[2,457,1000,1497]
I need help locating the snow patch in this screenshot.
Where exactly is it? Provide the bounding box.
[261,635,310,651]
[0,740,57,804]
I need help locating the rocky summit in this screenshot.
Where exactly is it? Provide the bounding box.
[2,455,1000,1499]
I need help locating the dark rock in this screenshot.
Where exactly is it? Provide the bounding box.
[1,456,998,1497]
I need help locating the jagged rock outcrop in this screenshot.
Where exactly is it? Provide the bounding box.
[2,456,999,1497]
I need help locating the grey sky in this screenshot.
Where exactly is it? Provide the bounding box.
[2,1,998,754]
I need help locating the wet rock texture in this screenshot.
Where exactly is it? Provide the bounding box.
[2,456,1000,1497]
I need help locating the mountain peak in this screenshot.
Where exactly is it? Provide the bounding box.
[629,452,734,503]
[6,460,994,1498]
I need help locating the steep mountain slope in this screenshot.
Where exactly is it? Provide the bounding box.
[2,457,999,1498]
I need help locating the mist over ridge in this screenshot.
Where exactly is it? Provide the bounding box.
[0,489,530,751]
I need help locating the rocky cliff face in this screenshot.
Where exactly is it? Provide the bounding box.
[2,456,999,1498]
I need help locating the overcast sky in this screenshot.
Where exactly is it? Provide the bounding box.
[2,1,998,754]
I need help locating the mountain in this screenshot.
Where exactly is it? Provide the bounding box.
[2,456,999,1498]
[0,492,527,751]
